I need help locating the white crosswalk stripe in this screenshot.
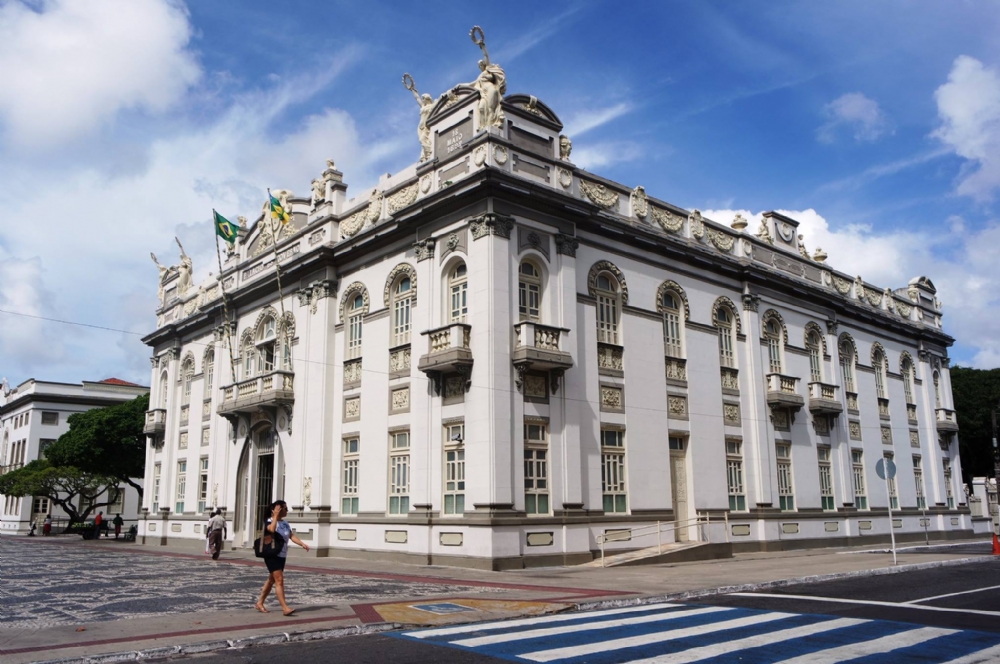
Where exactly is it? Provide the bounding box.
[398,601,1000,663]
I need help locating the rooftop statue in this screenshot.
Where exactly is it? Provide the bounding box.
[175,237,193,297]
[456,26,507,129]
[403,73,436,161]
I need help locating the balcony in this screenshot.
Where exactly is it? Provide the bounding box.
[143,408,166,435]
[512,322,573,371]
[217,370,294,417]
[808,382,843,415]
[936,408,959,433]
[766,373,805,411]
[418,323,473,394]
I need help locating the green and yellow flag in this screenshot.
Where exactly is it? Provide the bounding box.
[213,210,238,244]
[269,192,290,225]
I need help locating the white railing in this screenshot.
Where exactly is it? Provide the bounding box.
[808,382,838,401]
[145,409,166,426]
[513,322,564,351]
[423,323,471,354]
[766,373,799,394]
[220,370,294,404]
[596,514,727,567]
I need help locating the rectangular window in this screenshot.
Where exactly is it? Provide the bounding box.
[347,315,363,360]
[852,449,867,510]
[41,411,58,425]
[342,437,359,515]
[718,327,735,368]
[663,311,682,358]
[152,463,161,512]
[809,348,822,383]
[818,447,835,511]
[198,457,209,513]
[524,423,549,515]
[841,358,855,393]
[726,440,746,511]
[443,423,465,515]
[943,457,954,509]
[885,454,898,510]
[32,496,50,516]
[205,356,214,391]
[913,456,926,510]
[668,436,685,451]
[388,431,410,515]
[451,282,468,323]
[768,337,782,374]
[393,297,412,346]
[875,367,887,400]
[175,460,187,514]
[597,295,619,345]
[108,487,124,514]
[519,281,540,321]
[776,443,794,511]
[601,428,627,513]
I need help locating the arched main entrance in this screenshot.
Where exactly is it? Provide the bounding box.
[233,426,282,548]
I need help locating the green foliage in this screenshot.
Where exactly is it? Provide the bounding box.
[0,460,116,527]
[44,393,148,497]
[951,366,1000,483]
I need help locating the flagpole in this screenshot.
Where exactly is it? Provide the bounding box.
[213,210,238,385]
[266,191,290,364]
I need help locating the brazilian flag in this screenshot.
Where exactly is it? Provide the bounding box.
[269,192,290,225]
[213,210,238,244]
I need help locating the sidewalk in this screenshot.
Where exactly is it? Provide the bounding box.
[0,536,993,664]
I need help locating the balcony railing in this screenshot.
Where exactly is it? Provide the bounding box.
[217,370,294,416]
[418,323,474,393]
[143,408,167,435]
[936,407,959,433]
[766,373,805,410]
[808,382,843,415]
[512,322,573,371]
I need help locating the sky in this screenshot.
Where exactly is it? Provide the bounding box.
[1,0,999,387]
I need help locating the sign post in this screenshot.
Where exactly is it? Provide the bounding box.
[876,457,898,566]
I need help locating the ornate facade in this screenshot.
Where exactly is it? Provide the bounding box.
[140,71,969,568]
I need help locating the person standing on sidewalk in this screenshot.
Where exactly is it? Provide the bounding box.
[255,500,309,616]
[42,514,52,536]
[112,514,124,539]
[207,510,227,560]
[93,511,103,539]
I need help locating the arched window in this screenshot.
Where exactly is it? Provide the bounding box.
[902,358,914,404]
[518,261,541,321]
[839,339,855,392]
[159,371,168,407]
[204,350,215,392]
[257,315,277,373]
[806,330,823,382]
[764,319,783,374]
[873,348,887,399]
[242,336,256,379]
[933,371,941,408]
[346,295,364,359]
[449,263,468,323]
[181,359,194,405]
[595,272,621,345]
[715,306,736,368]
[392,276,413,346]
[661,291,683,358]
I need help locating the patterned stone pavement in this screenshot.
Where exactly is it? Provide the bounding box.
[0,538,508,630]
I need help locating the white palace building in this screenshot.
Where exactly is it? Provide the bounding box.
[140,52,968,568]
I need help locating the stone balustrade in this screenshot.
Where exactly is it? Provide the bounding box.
[808,382,843,415]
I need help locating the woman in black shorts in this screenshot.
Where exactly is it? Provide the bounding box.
[255,500,310,616]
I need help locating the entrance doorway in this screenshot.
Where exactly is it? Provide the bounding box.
[233,426,280,547]
[669,436,689,542]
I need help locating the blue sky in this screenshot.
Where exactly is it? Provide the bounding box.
[0,0,999,386]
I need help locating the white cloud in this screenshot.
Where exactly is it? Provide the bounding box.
[573,140,644,170]
[564,102,633,137]
[702,208,1000,369]
[817,92,891,144]
[932,55,1000,201]
[0,0,200,148]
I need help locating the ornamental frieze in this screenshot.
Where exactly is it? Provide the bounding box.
[707,229,735,252]
[387,183,418,214]
[580,180,620,210]
[651,207,684,232]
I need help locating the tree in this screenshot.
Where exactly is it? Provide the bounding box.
[950,366,1000,484]
[44,393,149,499]
[0,460,116,528]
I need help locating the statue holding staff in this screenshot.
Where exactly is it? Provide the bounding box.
[403,73,435,162]
[456,26,507,129]
[175,237,193,297]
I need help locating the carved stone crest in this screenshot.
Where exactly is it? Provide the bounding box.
[689,210,705,239]
[557,168,572,189]
[493,145,508,164]
[474,144,487,167]
[420,175,432,194]
[630,185,648,219]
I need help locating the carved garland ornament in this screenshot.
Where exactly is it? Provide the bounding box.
[340,190,384,238]
[587,260,629,305]
[895,299,912,317]
[706,229,735,252]
[387,183,418,214]
[803,321,828,355]
[383,263,418,307]
[655,280,691,320]
[838,332,860,367]
[831,275,852,295]
[651,207,684,233]
[712,296,743,335]
[761,309,788,346]
[580,181,620,209]
[339,282,370,322]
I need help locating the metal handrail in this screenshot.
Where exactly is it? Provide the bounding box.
[597,513,730,567]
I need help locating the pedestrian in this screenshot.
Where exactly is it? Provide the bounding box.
[207,510,227,560]
[255,500,309,616]
[112,513,124,539]
[94,511,103,540]
[42,514,52,536]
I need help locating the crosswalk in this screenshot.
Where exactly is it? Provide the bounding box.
[396,601,1000,663]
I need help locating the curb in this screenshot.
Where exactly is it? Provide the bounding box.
[574,555,996,611]
[33,623,401,664]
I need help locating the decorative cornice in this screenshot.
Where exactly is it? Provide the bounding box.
[470,213,514,240]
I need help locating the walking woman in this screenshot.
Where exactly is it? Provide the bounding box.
[255,500,309,616]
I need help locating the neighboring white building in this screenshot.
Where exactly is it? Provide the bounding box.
[140,75,967,568]
[0,378,149,535]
